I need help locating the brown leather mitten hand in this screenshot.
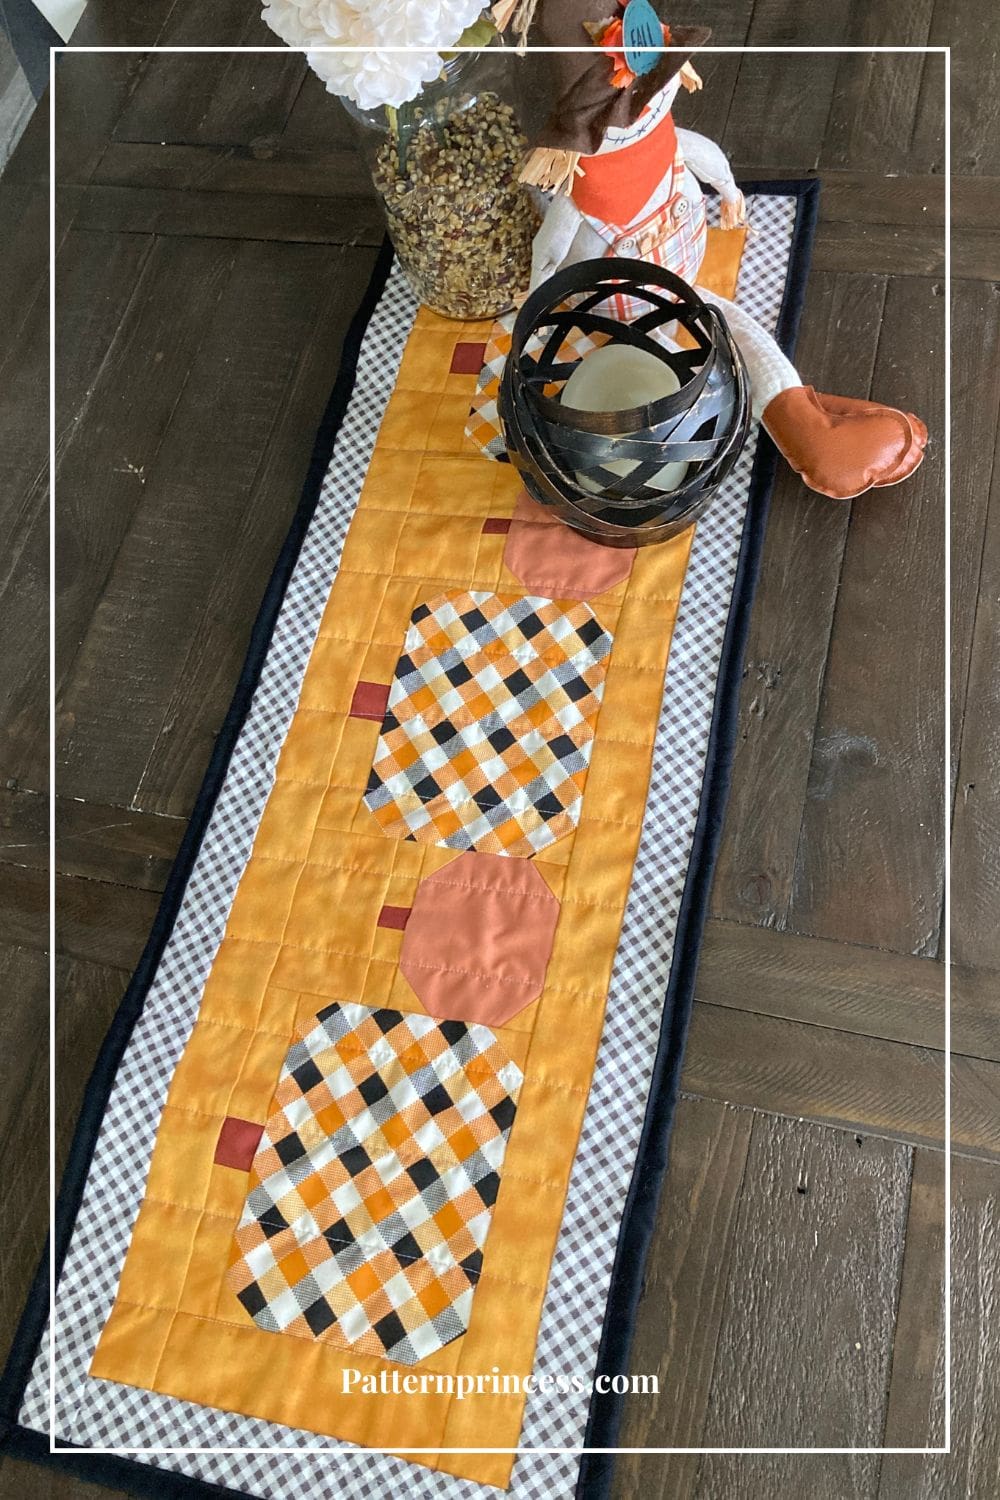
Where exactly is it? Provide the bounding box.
[762,386,928,500]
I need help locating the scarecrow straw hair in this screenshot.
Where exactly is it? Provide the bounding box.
[491,0,541,48]
[519,145,584,193]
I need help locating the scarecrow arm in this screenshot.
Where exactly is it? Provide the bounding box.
[676,128,747,229]
[529,191,607,290]
[696,284,927,498]
[695,285,798,419]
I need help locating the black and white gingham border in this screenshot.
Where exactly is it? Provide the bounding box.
[18,194,797,1499]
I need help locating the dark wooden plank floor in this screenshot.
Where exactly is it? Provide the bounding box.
[0,1,995,1493]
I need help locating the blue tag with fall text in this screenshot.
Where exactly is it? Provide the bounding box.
[622,0,663,76]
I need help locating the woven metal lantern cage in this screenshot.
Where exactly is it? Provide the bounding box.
[498,257,751,548]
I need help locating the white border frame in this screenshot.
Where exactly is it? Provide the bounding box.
[47,41,951,1464]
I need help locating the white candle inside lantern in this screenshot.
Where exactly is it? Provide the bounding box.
[561,343,690,495]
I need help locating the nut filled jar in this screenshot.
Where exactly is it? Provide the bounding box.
[346,46,534,320]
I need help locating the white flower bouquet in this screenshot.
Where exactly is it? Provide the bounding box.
[262,0,492,109]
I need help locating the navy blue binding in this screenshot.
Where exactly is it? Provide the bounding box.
[0,180,818,1499]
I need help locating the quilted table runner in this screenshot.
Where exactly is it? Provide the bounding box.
[2,181,817,1500]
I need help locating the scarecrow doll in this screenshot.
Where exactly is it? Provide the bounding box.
[494,0,927,501]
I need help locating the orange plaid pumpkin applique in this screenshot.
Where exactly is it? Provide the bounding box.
[227,1003,522,1364]
[362,590,612,856]
[465,312,611,461]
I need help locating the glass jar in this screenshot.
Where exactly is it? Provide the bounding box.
[346,46,535,321]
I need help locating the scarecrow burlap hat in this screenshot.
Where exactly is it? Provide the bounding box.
[507,0,711,156]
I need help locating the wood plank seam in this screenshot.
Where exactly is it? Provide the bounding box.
[686,1102,755,1474]
[949,368,1000,830]
[54,230,158,454]
[54,235,240,700]
[876,1145,917,1454]
[776,277,886,933]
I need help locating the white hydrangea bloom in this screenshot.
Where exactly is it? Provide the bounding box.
[306,46,441,109]
[263,0,486,108]
[366,0,483,48]
[262,0,328,49]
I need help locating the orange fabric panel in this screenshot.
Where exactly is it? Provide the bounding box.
[91,227,746,1490]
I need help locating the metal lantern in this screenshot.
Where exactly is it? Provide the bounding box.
[498,257,751,548]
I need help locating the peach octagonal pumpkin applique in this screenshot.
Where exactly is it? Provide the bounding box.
[400,853,560,1027]
[503,491,636,600]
